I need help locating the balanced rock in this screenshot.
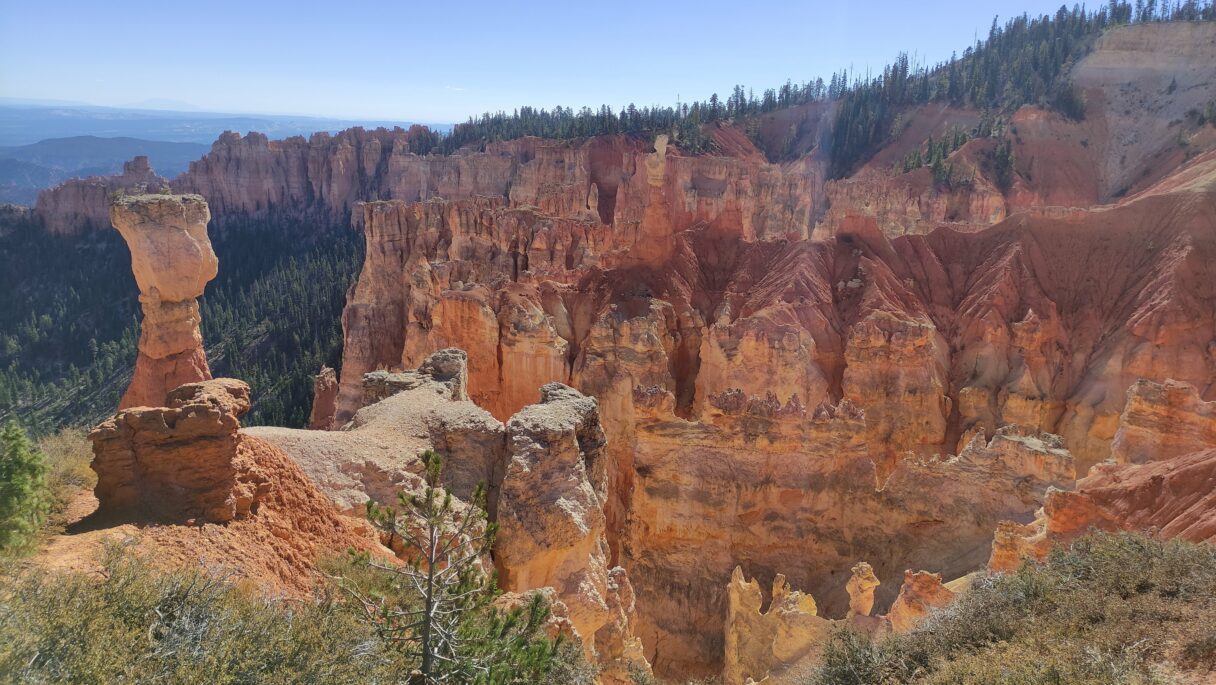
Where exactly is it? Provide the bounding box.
[110,193,218,409]
[307,366,339,430]
[845,562,881,618]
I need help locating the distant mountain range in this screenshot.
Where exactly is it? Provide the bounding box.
[0,101,446,147]
[0,136,209,205]
[0,102,451,206]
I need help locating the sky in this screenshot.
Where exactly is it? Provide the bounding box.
[1,0,1075,124]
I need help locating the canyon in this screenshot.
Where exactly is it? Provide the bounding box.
[16,19,1216,685]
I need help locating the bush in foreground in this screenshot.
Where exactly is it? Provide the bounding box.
[36,426,94,534]
[0,420,49,554]
[0,546,591,684]
[0,547,398,684]
[809,532,1216,685]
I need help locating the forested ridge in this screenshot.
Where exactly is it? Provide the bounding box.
[435,1,1216,172]
[0,218,360,434]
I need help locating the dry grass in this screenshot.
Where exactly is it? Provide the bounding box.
[809,532,1216,685]
[0,547,401,684]
[0,549,593,684]
[35,427,95,534]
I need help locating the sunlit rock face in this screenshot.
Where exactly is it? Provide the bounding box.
[253,352,651,681]
[1109,379,1216,465]
[21,22,1216,681]
[722,563,963,684]
[991,378,1216,573]
[37,156,167,235]
[324,137,1216,676]
[110,193,218,409]
[497,383,651,681]
[307,366,338,430]
[91,378,256,523]
[82,376,382,596]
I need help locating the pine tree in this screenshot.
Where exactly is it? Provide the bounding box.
[350,450,560,684]
[0,420,49,554]
[993,137,1016,191]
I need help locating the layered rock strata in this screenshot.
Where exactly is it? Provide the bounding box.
[36,156,167,235]
[326,146,1216,675]
[110,193,218,409]
[990,378,1216,572]
[91,378,260,522]
[1110,379,1216,465]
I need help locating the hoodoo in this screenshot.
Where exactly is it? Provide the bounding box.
[110,193,218,409]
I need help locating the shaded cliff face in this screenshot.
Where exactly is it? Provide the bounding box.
[329,129,1216,672]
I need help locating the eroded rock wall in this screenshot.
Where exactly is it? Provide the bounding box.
[991,378,1216,572]
[330,139,1216,673]
[498,383,650,681]
[253,351,651,680]
[36,156,167,235]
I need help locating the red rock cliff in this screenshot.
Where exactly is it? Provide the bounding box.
[328,139,1216,675]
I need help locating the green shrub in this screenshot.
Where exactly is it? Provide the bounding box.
[0,420,50,554]
[0,547,402,684]
[353,451,577,684]
[807,532,1216,685]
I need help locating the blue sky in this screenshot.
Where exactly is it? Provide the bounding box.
[1,0,1074,123]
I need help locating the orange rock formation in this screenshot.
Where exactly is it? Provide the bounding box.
[110,193,217,409]
[316,144,1216,674]
[498,383,651,681]
[307,366,339,429]
[43,378,381,595]
[251,351,652,678]
[723,564,964,684]
[990,378,1216,572]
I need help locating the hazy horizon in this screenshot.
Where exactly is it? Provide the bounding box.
[3,0,1073,123]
